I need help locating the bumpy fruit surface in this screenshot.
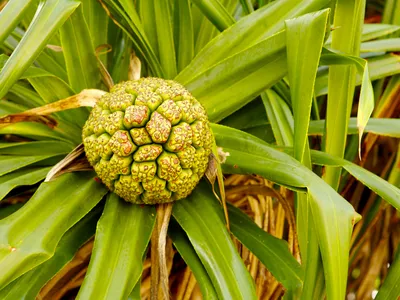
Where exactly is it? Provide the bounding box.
[82,78,213,204]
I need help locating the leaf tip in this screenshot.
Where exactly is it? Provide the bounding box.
[352,212,362,225]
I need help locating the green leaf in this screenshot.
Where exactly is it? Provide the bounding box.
[186,31,287,122]
[0,53,58,81]
[213,125,304,188]
[101,0,164,77]
[28,70,89,135]
[193,0,237,54]
[0,205,102,300]
[0,54,67,99]
[0,122,75,145]
[0,141,73,155]
[18,1,39,30]
[315,54,400,96]
[323,0,366,192]
[109,31,131,83]
[243,125,276,143]
[81,0,109,64]
[0,54,87,134]
[382,0,400,26]
[191,1,204,40]
[173,182,257,299]
[192,5,216,54]
[375,231,400,299]
[0,0,80,99]
[139,0,177,79]
[77,193,155,300]
[168,219,218,299]
[128,281,141,300]
[261,89,294,146]
[360,38,400,53]
[4,28,68,81]
[309,150,400,211]
[211,124,360,300]
[0,166,51,201]
[285,9,328,163]
[60,5,101,92]
[228,204,303,291]
[191,0,235,31]
[320,48,374,155]
[325,23,400,44]
[220,99,269,130]
[176,0,330,83]
[265,12,325,294]
[361,23,400,41]
[2,32,19,52]
[219,99,275,142]
[174,0,194,72]
[34,50,69,82]
[272,79,292,105]
[239,0,254,15]
[296,195,324,300]
[308,118,400,138]
[0,172,107,289]
[138,0,158,59]
[8,82,45,108]
[0,0,35,45]
[0,155,61,177]
[0,204,24,220]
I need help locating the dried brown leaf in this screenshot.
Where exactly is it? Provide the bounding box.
[357,238,388,299]
[151,222,160,300]
[0,114,57,128]
[129,52,142,81]
[205,145,230,229]
[0,89,106,128]
[45,144,86,182]
[158,203,173,300]
[39,239,93,300]
[176,267,191,300]
[46,44,63,52]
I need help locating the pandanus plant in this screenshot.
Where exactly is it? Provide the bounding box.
[0,0,399,299]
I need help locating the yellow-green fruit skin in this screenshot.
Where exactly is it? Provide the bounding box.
[82,78,213,204]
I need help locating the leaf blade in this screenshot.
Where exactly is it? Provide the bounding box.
[0,0,34,45]
[168,220,218,299]
[173,183,257,300]
[0,172,107,289]
[212,124,360,300]
[59,5,101,92]
[139,0,177,79]
[191,0,235,32]
[323,0,366,192]
[0,0,80,99]
[176,0,330,83]
[310,150,400,211]
[308,118,400,138]
[285,9,328,162]
[0,166,51,201]
[77,193,155,300]
[186,31,287,122]
[0,206,102,300]
[174,0,194,72]
[228,204,303,291]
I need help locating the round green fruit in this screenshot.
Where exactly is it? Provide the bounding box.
[82,78,213,204]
